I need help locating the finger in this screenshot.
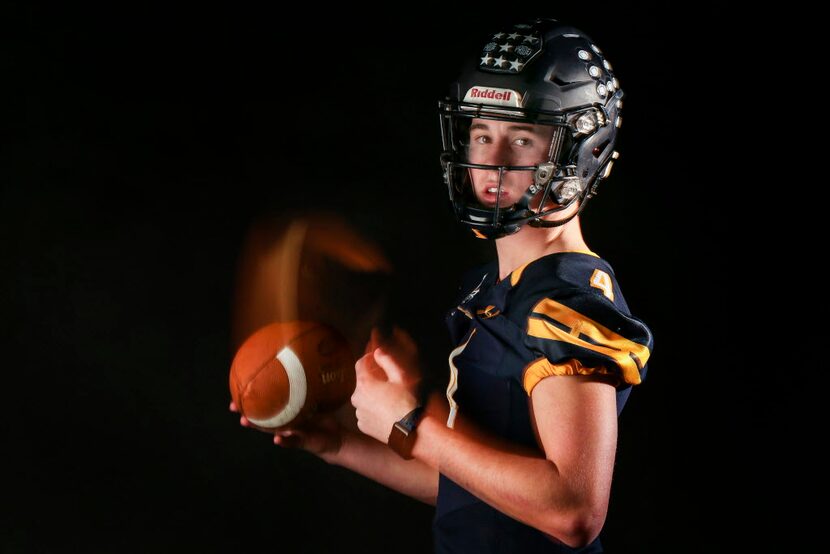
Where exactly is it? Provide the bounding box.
[273,430,305,449]
[364,327,381,355]
[354,353,369,380]
[378,326,418,366]
[230,401,239,412]
[356,351,387,381]
[240,415,251,427]
[373,346,407,383]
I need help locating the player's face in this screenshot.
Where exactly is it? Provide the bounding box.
[467,118,554,208]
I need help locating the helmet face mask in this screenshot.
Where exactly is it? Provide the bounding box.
[439,18,623,239]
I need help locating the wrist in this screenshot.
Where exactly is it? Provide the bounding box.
[387,405,425,460]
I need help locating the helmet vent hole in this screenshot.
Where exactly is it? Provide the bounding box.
[551,75,571,86]
[592,140,610,158]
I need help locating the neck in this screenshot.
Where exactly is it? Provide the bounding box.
[495,216,589,281]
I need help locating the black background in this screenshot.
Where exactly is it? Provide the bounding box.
[2,4,807,553]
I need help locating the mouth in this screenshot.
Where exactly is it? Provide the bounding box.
[479,185,511,207]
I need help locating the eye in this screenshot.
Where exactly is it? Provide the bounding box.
[472,135,490,144]
[513,137,532,147]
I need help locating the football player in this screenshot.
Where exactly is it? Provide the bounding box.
[235,17,653,553]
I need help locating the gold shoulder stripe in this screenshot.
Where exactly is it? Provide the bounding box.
[528,298,650,385]
[522,357,617,396]
[509,261,531,286]
[564,250,600,257]
[510,251,599,287]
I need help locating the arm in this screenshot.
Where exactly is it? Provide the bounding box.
[413,375,617,547]
[232,399,438,505]
[321,427,439,506]
[354,331,618,549]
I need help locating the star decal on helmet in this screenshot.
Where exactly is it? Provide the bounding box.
[479,24,541,74]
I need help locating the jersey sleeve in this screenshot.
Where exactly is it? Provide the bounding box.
[521,286,653,395]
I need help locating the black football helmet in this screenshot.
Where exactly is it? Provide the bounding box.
[439,18,623,239]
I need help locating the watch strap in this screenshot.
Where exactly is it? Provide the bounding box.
[388,406,424,460]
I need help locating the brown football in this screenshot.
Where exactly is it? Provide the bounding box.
[229,321,356,431]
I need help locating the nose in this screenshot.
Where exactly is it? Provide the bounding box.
[480,138,512,167]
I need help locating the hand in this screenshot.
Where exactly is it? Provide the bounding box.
[229,401,351,457]
[351,327,422,444]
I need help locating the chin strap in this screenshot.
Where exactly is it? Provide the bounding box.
[527,194,590,228]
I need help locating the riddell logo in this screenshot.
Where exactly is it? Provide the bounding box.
[462,86,522,107]
[470,88,511,101]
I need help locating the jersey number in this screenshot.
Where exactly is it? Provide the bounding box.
[590,269,614,301]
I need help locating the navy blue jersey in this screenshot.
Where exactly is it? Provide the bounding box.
[433,251,653,554]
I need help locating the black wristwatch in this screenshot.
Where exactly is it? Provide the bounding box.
[388,406,424,460]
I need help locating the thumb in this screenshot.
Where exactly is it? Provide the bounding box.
[356,350,387,380]
[373,345,406,384]
[364,327,382,356]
